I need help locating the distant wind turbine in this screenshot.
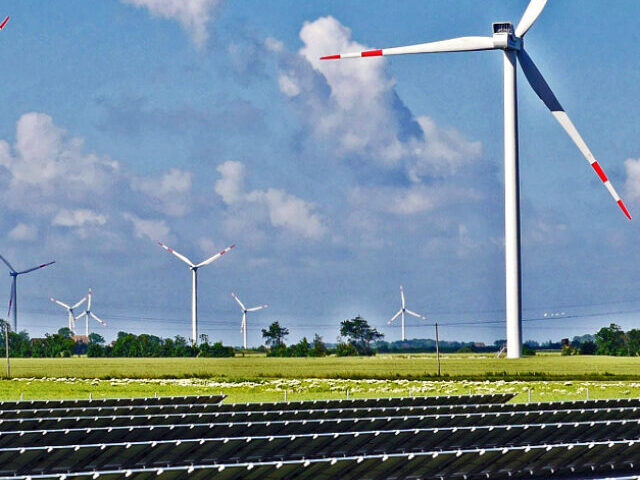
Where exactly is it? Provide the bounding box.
[321,0,630,358]
[74,288,107,338]
[158,242,235,345]
[231,292,268,350]
[388,285,427,341]
[0,254,55,332]
[50,294,87,333]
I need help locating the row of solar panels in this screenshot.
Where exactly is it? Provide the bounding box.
[0,395,226,410]
[0,393,515,418]
[2,439,640,479]
[3,394,640,424]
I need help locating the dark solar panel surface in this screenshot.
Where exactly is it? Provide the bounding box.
[0,395,226,410]
[2,395,640,479]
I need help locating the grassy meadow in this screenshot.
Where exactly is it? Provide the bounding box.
[2,353,640,403]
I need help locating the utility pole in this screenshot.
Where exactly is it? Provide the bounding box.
[435,323,441,377]
[4,323,10,379]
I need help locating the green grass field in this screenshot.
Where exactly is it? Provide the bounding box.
[2,353,640,381]
[2,353,640,403]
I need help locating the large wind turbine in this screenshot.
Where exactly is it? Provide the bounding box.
[50,294,87,333]
[231,292,268,350]
[0,254,55,332]
[74,288,107,338]
[158,242,235,345]
[322,0,630,358]
[388,285,427,341]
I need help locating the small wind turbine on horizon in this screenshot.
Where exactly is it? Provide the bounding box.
[158,242,235,346]
[321,0,631,358]
[388,285,427,342]
[0,254,55,332]
[231,292,268,350]
[75,288,107,338]
[50,294,87,334]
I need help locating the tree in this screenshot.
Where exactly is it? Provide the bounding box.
[262,322,289,348]
[88,333,105,345]
[310,334,328,357]
[57,327,73,338]
[339,316,383,356]
[578,340,597,355]
[595,324,627,356]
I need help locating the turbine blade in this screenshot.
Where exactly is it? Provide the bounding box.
[75,312,87,320]
[50,297,70,309]
[0,254,15,273]
[406,309,427,320]
[387,310,402,325]
[158,242,195,267]
[196,244,235,268]
[87,288,92,311]
[0,16,9,30]
[7,280,14,317]
[247,305,268,312]
[231,292,246,310]
[400,285,405,308]
[515,0,547,37]
[71,297,87,310]
[518,49,631,220]
[320,36,494,60]
[90,312,106,326]
[17,260,55,275]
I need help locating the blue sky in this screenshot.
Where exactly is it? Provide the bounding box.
[1,0,640,347]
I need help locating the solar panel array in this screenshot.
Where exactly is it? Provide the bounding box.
[2,392,640,479]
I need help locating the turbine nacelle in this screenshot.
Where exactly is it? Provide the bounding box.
[492,22,521,51]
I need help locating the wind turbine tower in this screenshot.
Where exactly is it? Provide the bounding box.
[0,254,55,332]
[231,292,268,350]
[388,285,427,341]
[158,242,235,345]
[321,0,630,357]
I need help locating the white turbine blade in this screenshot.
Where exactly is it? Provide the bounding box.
[75,312,87,320]
[0,254,16,273]
[515,0,547,37]
[87,288,92,311]
[158,242,195,267]
[400,285,405,308]
[247,305,268,312]
[321,37,495,61]
[196,244,235,268]
[231,292,246,310]
[50,297,71,309]
[90,312,107,326]
[71,297,87,310]
[518,48,631,220]
[17,260,55,275]
[406,309,427,320]
[321,36,494,60]
[387,310,402,325]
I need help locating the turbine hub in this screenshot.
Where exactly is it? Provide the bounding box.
[492,22,521,50]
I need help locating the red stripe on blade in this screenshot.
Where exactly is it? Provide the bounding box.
[320,55,340,60]
[591,161,608,183]
[618,200,632,220]
[362,49,382,57]
[0,17,9,30]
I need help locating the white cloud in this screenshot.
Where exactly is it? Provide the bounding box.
[8,223,38,242]
[131,168,192,216]
[215,161,325,239]
[124,213,171,241]
[624,157,640,201]
[120,0,223,49]
[52,209,108,228]
[273,16,482,179]
[0,112,119,213]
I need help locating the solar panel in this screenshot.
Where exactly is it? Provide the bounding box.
[3,401,640,434]
[0,395,226,410]
[3,440,640,479]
